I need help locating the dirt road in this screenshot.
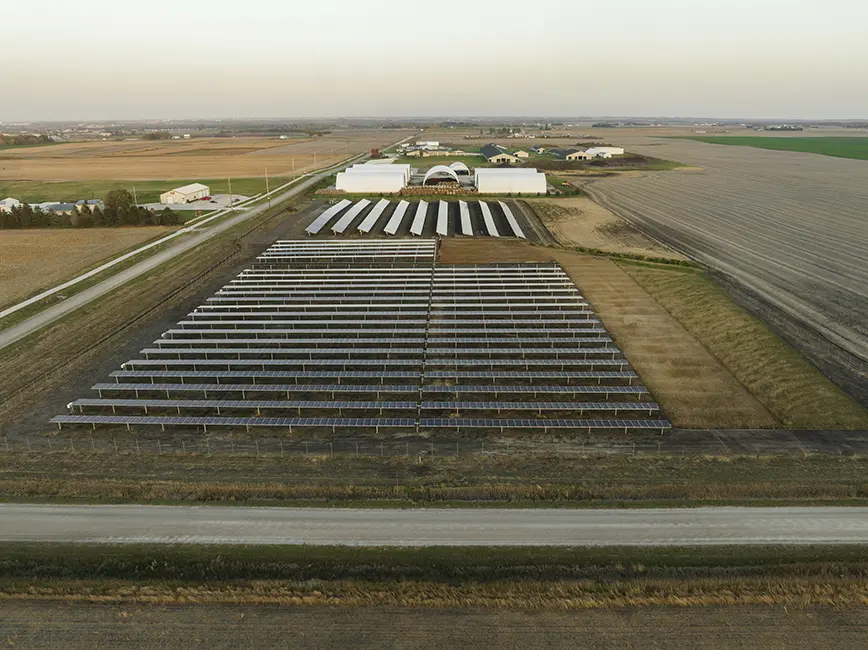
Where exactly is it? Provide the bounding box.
[3,505,868,545]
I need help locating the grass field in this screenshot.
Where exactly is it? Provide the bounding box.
[3,452,867,507]
[2,542,866,609]
[0,227,176,308]
[394,154,489,167]
[678,136,868,160]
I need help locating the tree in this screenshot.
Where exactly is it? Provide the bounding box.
[104,189,135,214]
[91,206,104,227]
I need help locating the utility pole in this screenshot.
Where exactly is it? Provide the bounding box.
[228,177,232,210]
[292,158,295,179]
[265,167,270,209]
[132,186,138,206]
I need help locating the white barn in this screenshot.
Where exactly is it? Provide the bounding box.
[160,183,210,204]
[335,170,407,193]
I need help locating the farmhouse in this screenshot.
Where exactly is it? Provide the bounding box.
[481,143,521,165]
[565,149,593,161]
[513,150,530,159]
[160,183,210,204]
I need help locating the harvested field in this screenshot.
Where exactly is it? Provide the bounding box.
[0,227,174,307]
[3,603,866,650]
[0,130,411,182]
[524,198,687,260]
[579,136,868,366]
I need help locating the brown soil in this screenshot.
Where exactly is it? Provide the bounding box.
[524,197,687,259]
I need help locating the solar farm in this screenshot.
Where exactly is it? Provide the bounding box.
[306,199,529,239]
[52,240,670,435]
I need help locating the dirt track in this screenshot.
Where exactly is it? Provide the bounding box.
[579,137,868,366]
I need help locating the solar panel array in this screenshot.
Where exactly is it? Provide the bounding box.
[52,240,670,434]
[305,199,527,239]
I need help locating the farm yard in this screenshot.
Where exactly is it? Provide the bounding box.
[0,227,175,307]
[576,136,868,373]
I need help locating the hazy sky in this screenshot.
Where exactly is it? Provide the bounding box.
[2,0,867,121]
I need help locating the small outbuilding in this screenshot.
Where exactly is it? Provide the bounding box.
[160,183,210,204]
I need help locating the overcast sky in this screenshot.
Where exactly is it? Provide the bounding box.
[2,0,867,121]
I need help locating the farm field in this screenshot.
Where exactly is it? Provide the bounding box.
[0,129,412,184]
[524,198,687,260]
[579,136,868,367]
[0,227,174,307]
[678,136,868,160]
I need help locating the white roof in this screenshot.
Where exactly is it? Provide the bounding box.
[168,182,209,194]
[0,197,21,206]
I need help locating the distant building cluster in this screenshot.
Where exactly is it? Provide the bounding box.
[0,197,104,214]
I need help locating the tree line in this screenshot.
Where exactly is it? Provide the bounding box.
[0,190,183,229]
[0,134,53,146]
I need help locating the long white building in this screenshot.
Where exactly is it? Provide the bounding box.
[336,162,411,193]
[474,168,547,195]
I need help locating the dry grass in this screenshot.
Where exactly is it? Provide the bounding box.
[2,543,867,609]
[549,252,777,428]
[623,266,868,429]
[0,227,174,306]
[3,453,867,506]
[0,131,411,182]
[525,198,687,260]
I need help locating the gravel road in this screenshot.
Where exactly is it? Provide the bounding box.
[3,504,867,546]
[583,137,868,363]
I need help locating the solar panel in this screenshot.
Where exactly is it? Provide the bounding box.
[410,201,428,236]
[305,200,352,235]
[498,201,525,239]
[383,200,410,235]
[51,415,418,429]
[92,383,421,395]
[459,200,472,235]
[330,199,372,234]
[71,399,419,411]
[436,200,448,236]
[479,201,499,237]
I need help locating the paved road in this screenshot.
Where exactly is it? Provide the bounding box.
[3,504,867,545]
[0,158,371,352]
[585,137,868,363]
